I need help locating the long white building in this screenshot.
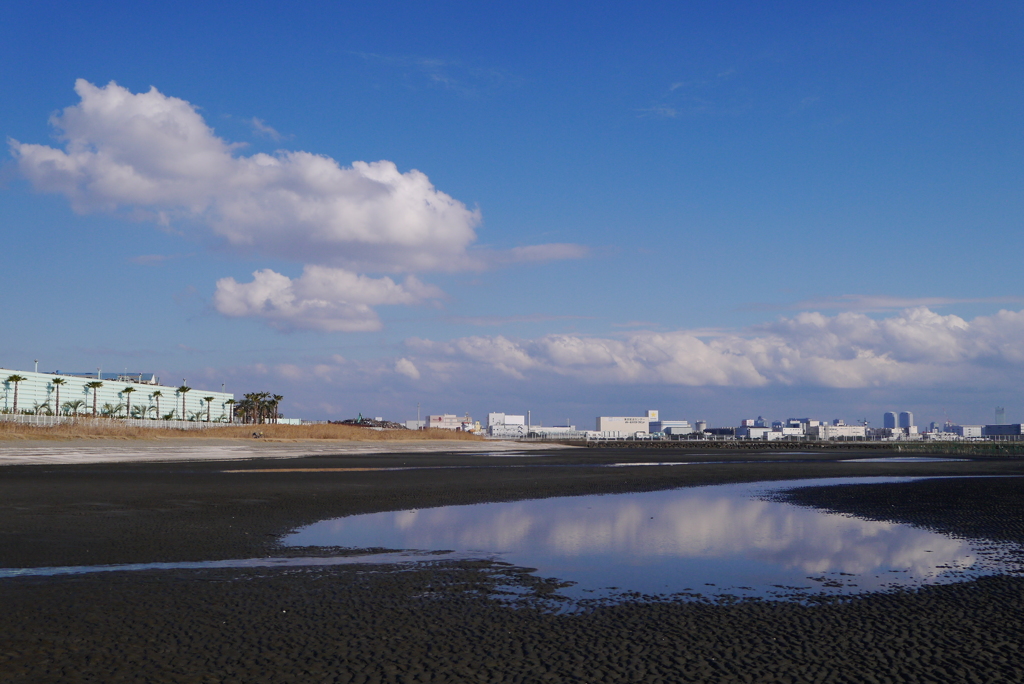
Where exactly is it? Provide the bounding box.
[1,367,234,421]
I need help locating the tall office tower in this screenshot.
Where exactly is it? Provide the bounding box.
[884,412,897,429]
[996,407,1006,425]
[899,411,914,429]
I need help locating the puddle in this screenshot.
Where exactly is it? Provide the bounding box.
[4,477,1020,604]
[283,477,1024,601]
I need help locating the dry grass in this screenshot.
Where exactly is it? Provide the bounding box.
[0,420,484,442]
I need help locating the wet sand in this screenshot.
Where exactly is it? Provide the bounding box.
[2,448,1024,682]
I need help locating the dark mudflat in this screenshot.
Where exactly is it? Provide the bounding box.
[2,448,1024,683]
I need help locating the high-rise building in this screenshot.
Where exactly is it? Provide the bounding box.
[899,411,914,429]
[996,407,1006,425]
[883,412,897,429]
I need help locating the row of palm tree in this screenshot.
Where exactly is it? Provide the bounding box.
[234,392,284,424]
[3,375,232,422]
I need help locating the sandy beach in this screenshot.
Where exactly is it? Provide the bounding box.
[1,446,1023,682]
[0,437,564,467]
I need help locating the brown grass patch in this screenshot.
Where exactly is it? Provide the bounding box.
[0,420,484,442]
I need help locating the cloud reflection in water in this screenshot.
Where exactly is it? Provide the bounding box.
[285,478,1004,599]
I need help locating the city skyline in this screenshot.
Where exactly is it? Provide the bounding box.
[2,2,1022,427]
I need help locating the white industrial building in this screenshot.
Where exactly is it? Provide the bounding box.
[651,419,693,435]
[596,410,659,435]
[487,412,527,438]
[426,414,477,431]
[950,421,983,438]
[807,423,867,440]
[0,367,234,421]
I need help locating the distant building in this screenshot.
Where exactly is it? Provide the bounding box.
[427,414,467,430]
[809,424,866,440]
[952,425,983,438]
[899,411,914,429]
[737,426,774,440]
[529,425,580,438]
[650,419,692,435]
[983,424,1023,438]
[884,412,898,429]
[487,412,527,438]
[487,412,524,428]
[694,420,707,432]
[996,407,1006,425]
[596,410,658,433]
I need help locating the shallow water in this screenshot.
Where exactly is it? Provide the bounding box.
[284,477,1023,600]
[4,477,1020,602]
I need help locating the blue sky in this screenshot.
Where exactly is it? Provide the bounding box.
[2,1,1022,427]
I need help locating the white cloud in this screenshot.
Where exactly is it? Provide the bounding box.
[214,266,443,332]
[10,79,585,274]
[394,358,421,380]
[10,80,482,273]
[406,307,1024,389]
[11,80,587,331]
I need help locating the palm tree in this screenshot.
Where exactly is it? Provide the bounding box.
[101,402,125,417]
[85,381,103,416]
[151,391,162,420]
[177,383,192,420]
[122,386,136,419]
[241,393,259,424]
[271,394,284,423]
[5,374,26,414]
[51,377,66,416]
[203,396,214,422]
[225,398,235,423]
[64,399,86,416]
[256,392,272,423]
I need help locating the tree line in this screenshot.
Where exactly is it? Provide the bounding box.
[233,392,285,424]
